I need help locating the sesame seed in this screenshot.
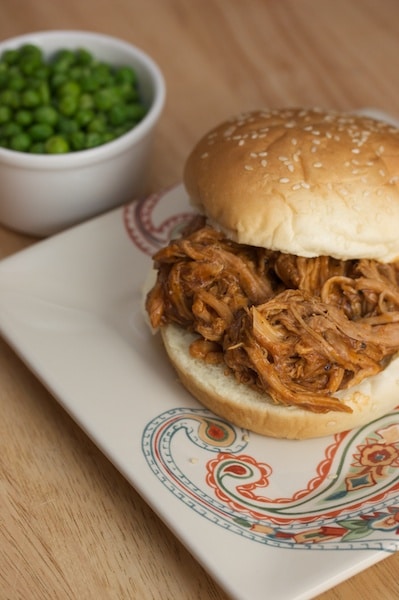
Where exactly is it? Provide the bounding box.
[223,127,236,137]
[301,182,310,189]
[287,164,295,172]
[238,139,245,146]
[279,177,290,183]
[258,151,268,157]
[379,169,386,176]
[261,159,267,167]
[244,165,253,171]
[352,148,360,154]
[291,138,297,145]
[201,152,209,159]
[313,162,323,168]
[292,183,302,190]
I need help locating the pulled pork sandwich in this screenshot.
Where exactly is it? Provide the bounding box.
[145,107,399,439]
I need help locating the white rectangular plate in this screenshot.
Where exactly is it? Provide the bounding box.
[1,110,399,600]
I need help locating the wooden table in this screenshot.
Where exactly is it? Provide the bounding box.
[2,1,399,598]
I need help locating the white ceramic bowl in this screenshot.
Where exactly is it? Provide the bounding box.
[0,30,166,236]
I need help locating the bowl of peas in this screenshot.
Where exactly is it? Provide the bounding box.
[0,30,166,236]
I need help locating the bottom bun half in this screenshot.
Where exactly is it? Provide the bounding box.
[161,324,399,440]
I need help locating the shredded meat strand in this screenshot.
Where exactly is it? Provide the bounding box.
[145,218,399,413]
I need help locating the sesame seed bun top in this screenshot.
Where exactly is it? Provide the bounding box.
[183,108,399,262]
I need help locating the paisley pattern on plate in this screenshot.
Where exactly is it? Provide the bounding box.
[142,407,399,551]
[123,188,194,256]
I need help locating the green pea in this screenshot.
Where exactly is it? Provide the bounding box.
[0,106,12,124]
[75,108,95,127]
[85,131,103,148]
[0,88,20,108]
[2,49,19,65]
[45,135,70,153]
[87,114,107,133]
[20,44,43,59]
[33,65,50,80]
[37,81,51,104]
[69,130,85,151]
[19,55,42,76]
[108,104,128,126]
[15,109,34,126]
[57,80,81,97]
[0,122,22,138]
[80,74,101,92]
[57,95,78,116]
[34,105,58,126]
[78,93,94,110]
[8,74,26,91]
[9,132,31,152]
[125,103,147,121]
[94,87,120,111]
[91,63,112,85]
[21,89,41,107]
[115,82,139,102]
[52,49,76,72]
[57,117,79,134]
[75,48,93,66]
[30,141,46,154]
[115,66,137,85]
[51,72,68,89]
[101,131,117,144]
[29,122,54,141]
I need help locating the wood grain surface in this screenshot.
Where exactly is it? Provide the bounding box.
[1,1,399,599]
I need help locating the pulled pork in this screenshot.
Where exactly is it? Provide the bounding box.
[146,217,399,413]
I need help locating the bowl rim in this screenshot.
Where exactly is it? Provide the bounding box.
[0,29,166,169]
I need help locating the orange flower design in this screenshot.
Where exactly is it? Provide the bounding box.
[359,443,399,468]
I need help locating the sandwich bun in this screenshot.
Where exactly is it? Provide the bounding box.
[184,107,399,262]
